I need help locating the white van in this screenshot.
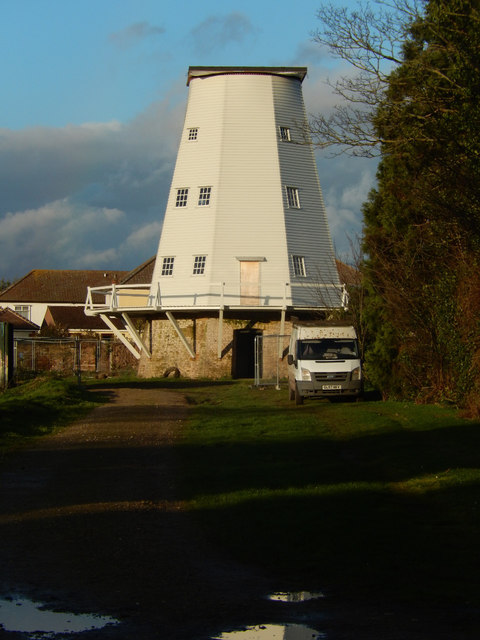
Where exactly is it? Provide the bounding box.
[287,323,362,404]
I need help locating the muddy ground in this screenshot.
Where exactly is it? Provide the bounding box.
[0,386,478,639]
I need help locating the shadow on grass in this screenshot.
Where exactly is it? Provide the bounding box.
[178,413,480,495]
[87,378,234,390]
[190,480,480,605]
[176,407,480,606]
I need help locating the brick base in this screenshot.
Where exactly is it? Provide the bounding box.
[137,312,299,379]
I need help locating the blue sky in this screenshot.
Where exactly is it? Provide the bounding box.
[0,0,377,280]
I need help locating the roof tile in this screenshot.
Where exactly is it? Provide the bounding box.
[0,270,128,303]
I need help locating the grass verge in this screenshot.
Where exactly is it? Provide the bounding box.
[178,381,480,606]
[0,375,100,454]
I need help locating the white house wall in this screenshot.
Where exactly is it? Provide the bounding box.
[5,303,48,327]
[150,68,341,310]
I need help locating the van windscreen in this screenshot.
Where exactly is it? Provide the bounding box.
[297,339,359,360]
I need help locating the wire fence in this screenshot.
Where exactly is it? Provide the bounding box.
[254,334,290,389]
[14,337,137,380]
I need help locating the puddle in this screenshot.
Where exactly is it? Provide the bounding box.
[267,591,325,602]
[0,591,323,638]
[213,623,325,639]
[0,596,120,638]
[214,591,326,639]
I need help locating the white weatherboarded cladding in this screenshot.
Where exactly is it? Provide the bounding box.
[150,67,341,310]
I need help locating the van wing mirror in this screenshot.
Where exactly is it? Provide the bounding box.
[287,354,295,366]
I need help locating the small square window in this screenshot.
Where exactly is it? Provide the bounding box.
[188,128,198,141]
[161,257,175,276]
[198,186,212,206]
[176,188,188,207]
[286,186,300,208]
[292,255,306,277]
[280,126,291,141]
[193,255,206,275]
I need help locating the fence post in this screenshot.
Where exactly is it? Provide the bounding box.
[1,322,14,389]
[75,338,82,386]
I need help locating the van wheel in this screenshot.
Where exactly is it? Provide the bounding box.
[295,384,304,405]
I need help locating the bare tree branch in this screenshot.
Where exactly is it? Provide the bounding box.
[309,1,423,156]
[309,1,480,157]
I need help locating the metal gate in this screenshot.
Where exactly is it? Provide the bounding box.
[254,334,290,389]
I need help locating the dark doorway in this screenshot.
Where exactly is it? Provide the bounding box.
[232,329,262,378]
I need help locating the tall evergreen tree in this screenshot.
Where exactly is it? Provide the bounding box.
[362,0,480,407]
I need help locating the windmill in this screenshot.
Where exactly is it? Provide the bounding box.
[86,67,344,379]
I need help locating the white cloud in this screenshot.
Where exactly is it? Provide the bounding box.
[190,12,255,55]
[317,155,378,260]
[78,121,123,132]
[102,207,125,222]
[0,89,185,280]
[302,60,359,118]
[340,170,374,209]
[76,248,120,269]
[292,39,333,68]
[125,222,163,249]
[109,22,165,50]
[0,198,129,277]
[0,200,69,236]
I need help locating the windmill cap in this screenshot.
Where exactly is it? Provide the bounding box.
[187,66,307,85]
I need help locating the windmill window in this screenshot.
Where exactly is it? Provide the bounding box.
[198,186,212,206]
[176,188,189,207]
[188,127,198,141]
[193,255,206,275]
[279,126,291,141]
[286,186,300,208]
[292,255,306,277]
[161,257,175,276]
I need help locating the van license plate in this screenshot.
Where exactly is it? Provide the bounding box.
[322,384,341,390]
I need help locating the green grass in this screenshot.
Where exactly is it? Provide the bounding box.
[0,375,100,453]
[178,382,480,605]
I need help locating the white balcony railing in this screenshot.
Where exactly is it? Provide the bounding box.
[85,281,347,315]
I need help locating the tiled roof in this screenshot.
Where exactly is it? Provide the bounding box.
[120,256,155,285]
[43,306,124,331]
[0,307,40,330]
[0,269,129,303]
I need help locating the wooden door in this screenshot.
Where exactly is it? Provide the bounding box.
[240,261,260,305]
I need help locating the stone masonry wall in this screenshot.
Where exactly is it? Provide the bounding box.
[138,315,293,379]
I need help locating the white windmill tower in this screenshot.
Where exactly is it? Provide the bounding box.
[86,66,344,379]
[150,66,341,315]
[145,66,343,378]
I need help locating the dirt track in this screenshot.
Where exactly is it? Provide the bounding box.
[0,386,478,639]
[0,386,281,639]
